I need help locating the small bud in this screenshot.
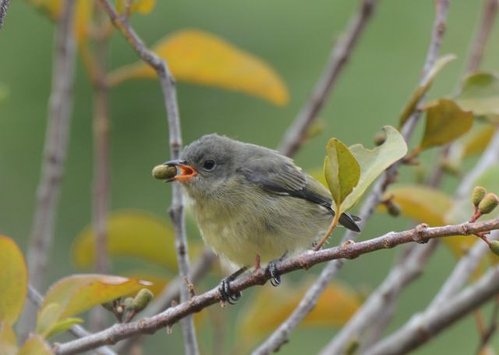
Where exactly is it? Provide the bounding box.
[373,131,386,146]
[478,192,499,215]
[152,164,177,181]
[489,240,499,256]
[440,159,460,176]
[122,297,135,311]
[472,186,487,208]
[132,288,154,313]
[386,201,401,217]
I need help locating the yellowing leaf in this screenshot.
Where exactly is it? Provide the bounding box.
[382,185,453,226]
[0,236,27,325]
[343,126,408,211]
[399,54,456,126]
[456,72,499,122]
[108,29,289,105]
[18,335,53,355]
[0,323,17,355]
[419,99,474,150]
[72,210,178,272]
[116,0,156,14]
[36,274,151,337]
[324,138,360,208]
[238,281,361,345]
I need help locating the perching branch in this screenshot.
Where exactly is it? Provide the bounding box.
[278,0,378,157]
[54,218,499,354]
[96,1,199,354]
[20,0,77,338]
[255,1,451,353]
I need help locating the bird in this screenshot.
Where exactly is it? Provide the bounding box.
[157,134,360,302]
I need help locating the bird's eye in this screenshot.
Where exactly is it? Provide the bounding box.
[202,159,216,171]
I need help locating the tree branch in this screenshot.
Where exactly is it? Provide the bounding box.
[367,265,499,355]
[54,218,499,354]
[0,0,10,30]
[96,1,199,353]
[278,0,378,157]
[20,0,77,338]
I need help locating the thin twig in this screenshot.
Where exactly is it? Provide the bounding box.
[366,265,499,355]
[466,0,499,73]
[0,0,10,30]
[96,1,199,354]
[27,285,116,355]
[254,1,451,353]
[53,218,499,354]
[20,0,77,338]
[278,0,378,157]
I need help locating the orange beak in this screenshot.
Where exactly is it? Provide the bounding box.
[164,160,198,183]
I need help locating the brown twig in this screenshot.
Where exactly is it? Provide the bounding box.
[53,218,499,354]
[466,0,499,73]
[96,1,199,354]
[0,0,10,30]
[278,0,378,157]
[20,0,77,338]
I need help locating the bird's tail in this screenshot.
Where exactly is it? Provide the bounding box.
[339,212,361,232]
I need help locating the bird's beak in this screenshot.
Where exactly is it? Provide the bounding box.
[163,159,198,183]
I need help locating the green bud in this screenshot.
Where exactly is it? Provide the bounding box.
[132,288,154,313]
[386,201,401,217]
[471,186,487,208]
[489,240,499,256]
[478,192,499,215]
[122,297,135,311]
[440,159,460,176]
[152,164,177,181]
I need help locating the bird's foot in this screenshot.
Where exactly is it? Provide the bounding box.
[265,252,287,287]
[218,266,247,304]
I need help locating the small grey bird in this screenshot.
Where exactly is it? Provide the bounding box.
[160,134,360,301]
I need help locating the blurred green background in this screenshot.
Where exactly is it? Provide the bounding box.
[1,0,498,354]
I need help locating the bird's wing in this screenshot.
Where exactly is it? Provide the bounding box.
[238,157,332,209]
[238,156,360,232]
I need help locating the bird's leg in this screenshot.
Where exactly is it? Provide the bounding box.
[219,266,248,304]
[265,252,287,287]
[254,254,261,270]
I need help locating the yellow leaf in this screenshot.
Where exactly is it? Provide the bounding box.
[117,0,156,15]
[18,335,53,355]
[0,323,17,355]
[238,281,361,346]
[108,29,289,106]
[0,236,27,325]
[420,99,474,150]
[382,185,453,226]
[36,274,151,337]
[72,210,178,272]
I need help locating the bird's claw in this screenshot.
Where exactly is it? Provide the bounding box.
[218,266,247,304]
[266,260,281,287]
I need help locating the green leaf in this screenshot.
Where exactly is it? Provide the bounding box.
[0,323,17,355]
[399,54,456,126]
[419,99,474,150]
[456,72,499,123]
[324,138,360,208]
[72,210,178,272]
[18,334,53,355]
[342,126,408,211]
[36,274,151,337]
[0,236,28,325]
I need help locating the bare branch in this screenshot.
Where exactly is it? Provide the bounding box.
[96,1,199,353]
[0,0,10,30]
[54,218,499,354]
[278,0,378,157]
[20,0,77,338]
[367,265,499,355]
[466,0,499,73]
